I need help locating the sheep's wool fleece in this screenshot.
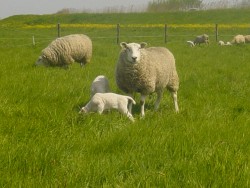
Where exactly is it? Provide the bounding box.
[116,47,179,95]
[42,34,92,66]
[232,35,245,44]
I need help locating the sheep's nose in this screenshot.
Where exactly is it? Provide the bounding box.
[132,57,137,61]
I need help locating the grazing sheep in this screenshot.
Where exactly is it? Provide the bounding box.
[186,40,195,47]
[193,34,209,45]
[115,42,179,117]
[91,75,110,97]
[218,40,225,46]
[36,34,92,67]
[79,93,136,122]
[231,35,245,44]
[244,35,250,43]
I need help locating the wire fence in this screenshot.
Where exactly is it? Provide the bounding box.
[0,23,249,48]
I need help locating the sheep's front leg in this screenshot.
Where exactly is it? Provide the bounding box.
[171,91,179,113]
[155,90,163,110]
[140,95,147,117]
[127,93,133,113]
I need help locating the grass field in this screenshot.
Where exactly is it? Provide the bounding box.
[0,9,250,187]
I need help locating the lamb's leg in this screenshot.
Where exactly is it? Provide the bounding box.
[118,105,135,122]
[171,91,179,113]
[127,112,135,122]
[155,90,163,110]
[140,95,147,117]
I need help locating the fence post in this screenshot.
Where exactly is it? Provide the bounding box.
[164,24,168,43]
[116,23,120,44]
[57,23,61,38]
[32,36,35,46]
[215,24,218,42]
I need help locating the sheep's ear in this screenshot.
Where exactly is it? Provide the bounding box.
[140,42,147,48]
[120,42,128,49]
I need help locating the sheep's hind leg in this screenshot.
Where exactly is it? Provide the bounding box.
[171,91,179,113]
[140,95,147,117]
[155,90,163,111]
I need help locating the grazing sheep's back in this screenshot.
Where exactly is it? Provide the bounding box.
[37,34,92,66]
[231,35,245,44]
[116,47,178,95]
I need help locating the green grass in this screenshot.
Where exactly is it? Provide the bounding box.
[0,9,250,187]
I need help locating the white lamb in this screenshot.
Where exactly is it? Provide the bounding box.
[115,42,179,117]
[225,41,232,46]
[79,93,136,122]
[186,40,195,47]
[218,40,225,46]
[91,75,110,97]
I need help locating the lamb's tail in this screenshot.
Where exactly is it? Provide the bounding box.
[126,96,136,105]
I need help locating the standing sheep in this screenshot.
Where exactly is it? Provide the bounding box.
[231,35,245,44]
[115,42,179,117]
[91,75,110,97]
[35,34,92,67]
[193,34,209,45]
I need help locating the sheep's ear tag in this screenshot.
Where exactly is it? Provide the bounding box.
[120,42,127,49]
[140,42,147,48]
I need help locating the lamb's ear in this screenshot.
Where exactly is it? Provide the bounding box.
[140,42,147,48]
[120,42,128,49]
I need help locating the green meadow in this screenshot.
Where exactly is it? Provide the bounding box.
[0,9,249,187]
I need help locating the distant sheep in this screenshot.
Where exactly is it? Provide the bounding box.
[231,35,245,44]
[193,34,209,45]
[79,93,136,122]
[115,42,179,117]
[36,34,92,67]
[91,75,110,97]
[244,35,250,43]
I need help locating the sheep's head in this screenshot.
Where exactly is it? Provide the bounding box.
[202,34,209,44]
[120,42,147,63]
[35,55,50,66]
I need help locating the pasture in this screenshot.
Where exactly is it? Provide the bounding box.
[0,9,250,187]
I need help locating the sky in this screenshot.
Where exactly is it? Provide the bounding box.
[0,0,150,19]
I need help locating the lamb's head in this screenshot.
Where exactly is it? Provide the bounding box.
[120,42,147,63]
[79,107,87,114]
